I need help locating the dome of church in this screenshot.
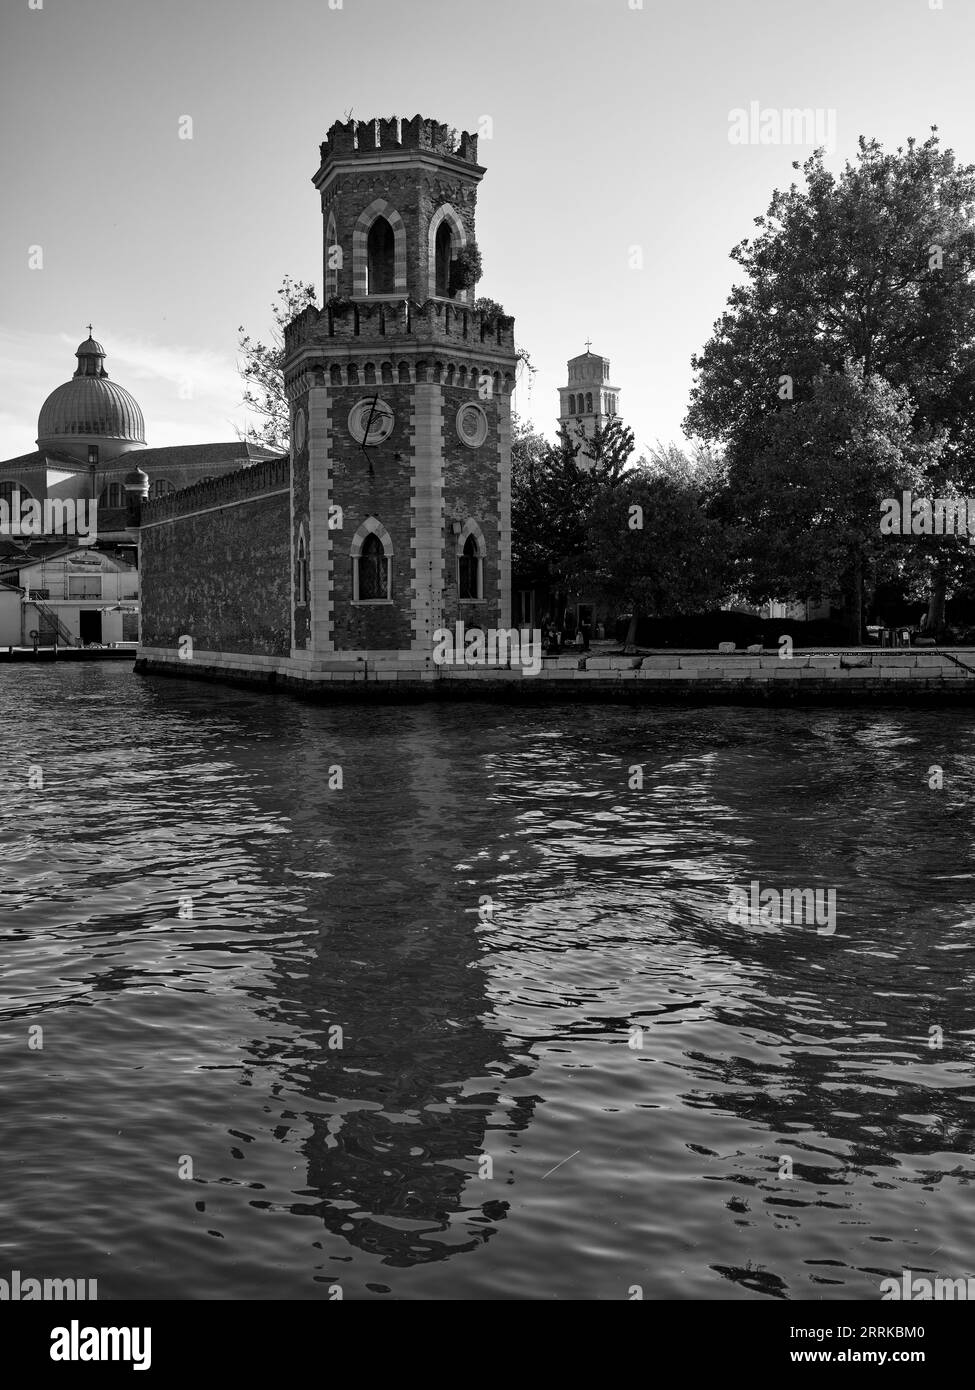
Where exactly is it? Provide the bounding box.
[37,336,146,450]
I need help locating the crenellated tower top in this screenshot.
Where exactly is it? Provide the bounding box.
[305,114,489,314]
[317,115,481,170]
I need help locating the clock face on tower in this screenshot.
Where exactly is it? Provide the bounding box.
[348,397,395,445]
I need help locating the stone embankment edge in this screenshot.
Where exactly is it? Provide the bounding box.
[132,648,975,705]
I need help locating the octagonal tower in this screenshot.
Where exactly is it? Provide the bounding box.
[283,115,517,665]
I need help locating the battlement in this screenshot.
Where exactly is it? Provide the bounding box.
[318,115,479,169]
[284,298,516,357]
[140,455,290,525]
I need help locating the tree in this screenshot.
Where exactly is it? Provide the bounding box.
[730,361,937,639]
[579,447,731,648]
[685,130,975,628]
[643,439,728,497]
[510,415,551,586]
[237,276,317,451]
[511,416,635,617]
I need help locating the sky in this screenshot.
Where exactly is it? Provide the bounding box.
[3,0,975,461]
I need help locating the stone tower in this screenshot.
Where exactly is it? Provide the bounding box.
[558,347,620,469]
[283,115,517,667]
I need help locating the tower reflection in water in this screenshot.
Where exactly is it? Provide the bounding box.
[245,705,538,1269]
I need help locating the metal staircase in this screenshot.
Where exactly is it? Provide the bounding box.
[28,598,75,647]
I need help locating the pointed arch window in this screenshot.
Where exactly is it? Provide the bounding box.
[435,221,453,297]
[427,205,467,301]
[366,217,395,295]
[456,522,486,601]
[296,530,309,606]
[325,212,340,299]
[356,533,388,600]
[459,534,482,600]
[350,518,393,603]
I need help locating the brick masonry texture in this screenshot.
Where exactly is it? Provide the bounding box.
[442,383,502,627]
[315,117,481,305]
[329,381,412,650]
[291,423,310,651]
[140,460,290,655]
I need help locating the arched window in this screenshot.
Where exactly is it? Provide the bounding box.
[366,216,395,295]
[350,516,393,602]
[149,479,175,499]
[568,394,576,415]
[325,211,339,299]
[435,221,453,297]
[100,483,126,508]
[586,392,593,413]
[296,530,309,605]
[356,533,388,600]
[0,480,33,510]
[459,533,482,600]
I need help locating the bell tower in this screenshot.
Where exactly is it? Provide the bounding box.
[558,346,620,470]
[284,115,517,667]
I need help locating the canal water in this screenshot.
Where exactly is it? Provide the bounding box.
[1,664,973,1300]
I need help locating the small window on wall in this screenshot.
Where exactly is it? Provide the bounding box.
[100,483,126,508]
[356,532,390,601]
[459,533,482,600]
[1,480,33,508]
[68,575,102,598]
[586,392,593,412]
[149,479,176,499]
[296,533,309,605]
[568,395,576,414]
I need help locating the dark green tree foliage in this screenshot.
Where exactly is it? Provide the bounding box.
[685,130,975,627]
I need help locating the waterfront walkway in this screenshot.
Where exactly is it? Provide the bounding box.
[134,645,975,703]
[0,646,137,662]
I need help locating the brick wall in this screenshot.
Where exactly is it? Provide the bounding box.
[442,382,502,630]
[291,410,310,650]
[322,164,479,305]
[329,380,414,650]
[140,459,290,655]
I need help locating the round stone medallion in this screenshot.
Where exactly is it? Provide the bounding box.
[457,402,488,448]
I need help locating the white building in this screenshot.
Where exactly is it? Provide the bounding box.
[2,547,139,647]
[0,582,22,648]
[0,332,281,647]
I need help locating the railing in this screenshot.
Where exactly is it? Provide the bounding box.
[28,599,75,647]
